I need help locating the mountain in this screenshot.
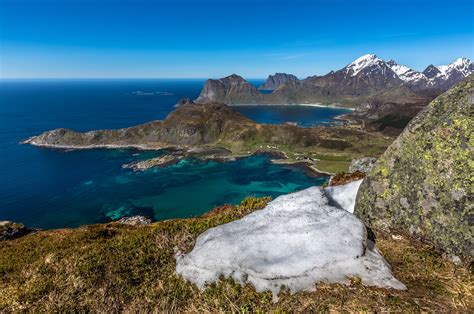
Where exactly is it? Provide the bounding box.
[422,64,441,79]
[303,54,404,98]
[195,55,473,132]
[196,55,473,107]
[387,57,474,90]
[386,59,425,84]
[195,74,262,104]
[258,73,300,90]
[425,58,474,90]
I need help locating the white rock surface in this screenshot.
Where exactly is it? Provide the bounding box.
[176,181,405,300]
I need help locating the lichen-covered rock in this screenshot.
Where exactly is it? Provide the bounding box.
[354,76,473,258]
[349,157,377,173]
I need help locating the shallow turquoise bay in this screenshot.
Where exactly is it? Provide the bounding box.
[0,79,345,229]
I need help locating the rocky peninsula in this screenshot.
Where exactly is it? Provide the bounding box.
[22,100,392,174]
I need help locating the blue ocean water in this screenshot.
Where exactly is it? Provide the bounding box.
[0,79,347,229]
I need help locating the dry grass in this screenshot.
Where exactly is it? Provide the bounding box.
[329,171,366,186]
[0,197,472,312]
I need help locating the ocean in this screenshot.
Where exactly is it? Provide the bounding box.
[0,79,350,229]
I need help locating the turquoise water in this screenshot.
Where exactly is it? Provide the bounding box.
[0,79,344,229]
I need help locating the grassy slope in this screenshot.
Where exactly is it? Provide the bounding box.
[218,127,393,174]
[0,197,472,312]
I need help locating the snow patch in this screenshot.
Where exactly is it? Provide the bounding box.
[325,179,363,213]
[176,181,405,300]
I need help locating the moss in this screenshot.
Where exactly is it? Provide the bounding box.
[355,76,474,257]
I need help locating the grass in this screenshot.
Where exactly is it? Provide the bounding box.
[314,159,351,173]
[217,127,393,174]
[1,196,471,312]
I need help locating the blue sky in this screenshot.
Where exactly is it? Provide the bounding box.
[1,0,473,78]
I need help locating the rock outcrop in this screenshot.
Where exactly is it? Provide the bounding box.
[258,73,300,90]
[354,76,473,258]
[195,74,262,104]
[117,216,152,226]
[0,221,33,241]
[349,157,377,174]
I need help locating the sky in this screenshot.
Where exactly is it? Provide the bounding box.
[0,0,473,78]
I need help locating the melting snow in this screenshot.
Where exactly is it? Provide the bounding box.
[325,179,363,213]
[176,180,406,300]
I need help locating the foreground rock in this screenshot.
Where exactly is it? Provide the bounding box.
[0,221,32,241]
[176,180,405,300]
[349,157,377,173]
[355,76,473,258]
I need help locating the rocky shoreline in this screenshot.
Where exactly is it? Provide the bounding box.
[22,101,393,174]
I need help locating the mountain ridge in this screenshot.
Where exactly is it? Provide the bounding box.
[196,55,473,107]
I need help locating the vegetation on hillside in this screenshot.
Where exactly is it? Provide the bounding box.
[1,197,471,312]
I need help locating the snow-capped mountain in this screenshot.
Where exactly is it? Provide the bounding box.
[425,58,474,90]
[344,54,391,77]
[197,54,473,108]
[305,53,403,93]
[337,54,473,91]
[422,65,441,79]
[373,56,473,90]
[438,57,473,78]
[386,60,425,83]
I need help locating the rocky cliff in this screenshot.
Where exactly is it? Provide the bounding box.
[354,76,473,258]
[258,73,300,90]
[195,74,262,104]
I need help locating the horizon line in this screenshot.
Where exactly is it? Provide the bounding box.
[0,77,268,80]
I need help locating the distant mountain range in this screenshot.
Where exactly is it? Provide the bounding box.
[196,54,473,106]
[195,54,473,133]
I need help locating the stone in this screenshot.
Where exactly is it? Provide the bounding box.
[355,76,473,258]
[0,221,31,241]
[349,157,377,173]
[116,216,152,226]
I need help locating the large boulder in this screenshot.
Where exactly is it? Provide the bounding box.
[355,76,473,258]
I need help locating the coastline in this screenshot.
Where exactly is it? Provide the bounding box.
[22,138,329,176]
[228,103,356,110]
[21,137,169,151]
